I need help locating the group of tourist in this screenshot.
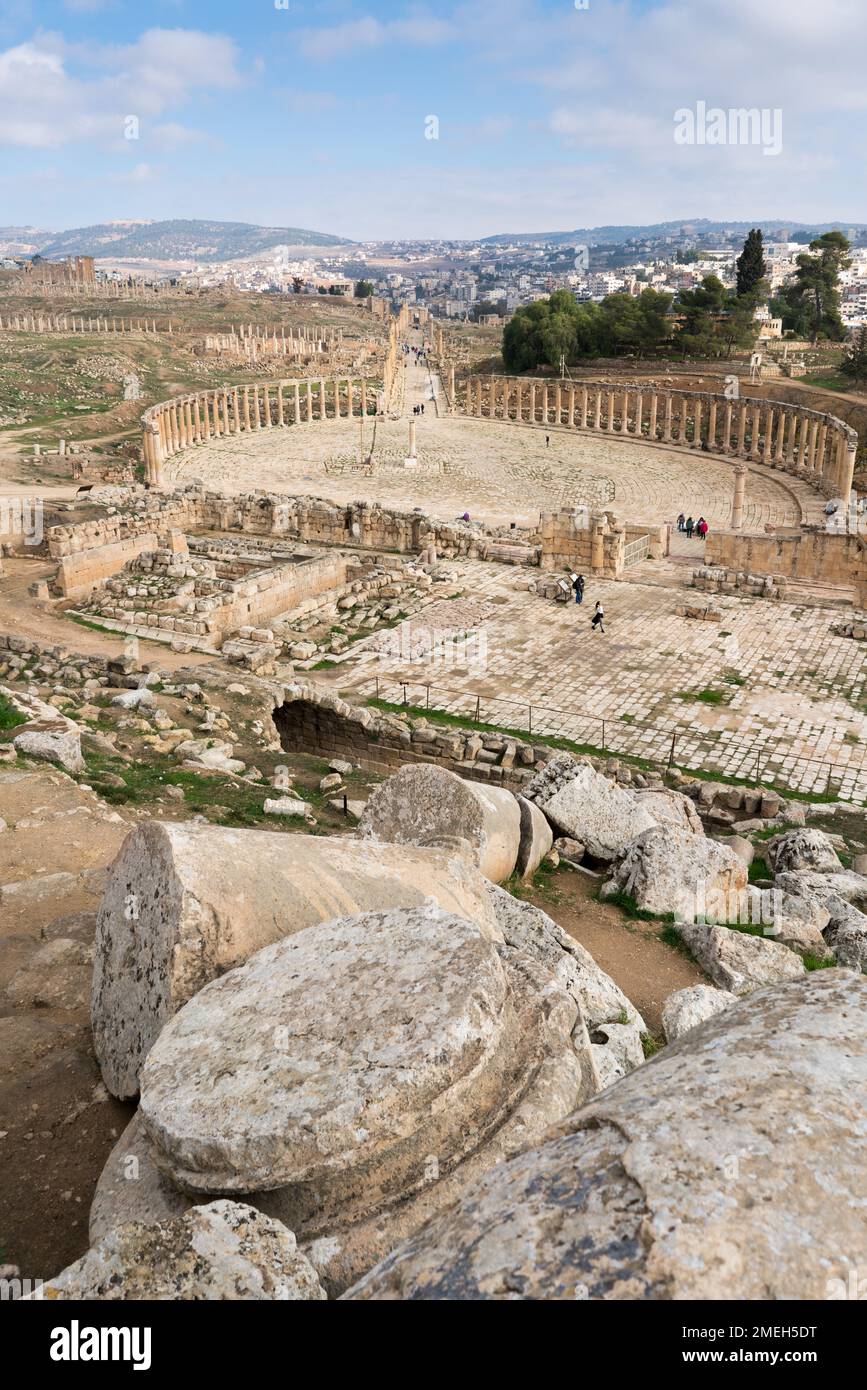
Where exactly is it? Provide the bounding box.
[412,403,425,415]
[676,513,709,540]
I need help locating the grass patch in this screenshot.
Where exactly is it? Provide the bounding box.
[804,953,837,971]
[641,1033,664,1059]
[602,887,675,923]
[748,854,770,883]
[0,693,26,731]
[674,687,731,706]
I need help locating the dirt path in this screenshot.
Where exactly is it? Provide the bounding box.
[523,869,707,1036]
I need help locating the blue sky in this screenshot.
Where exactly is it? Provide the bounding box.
[0,0,864,239]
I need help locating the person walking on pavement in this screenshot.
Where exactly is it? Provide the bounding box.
[677,512,685,532]
[571,572,585,605]
[685,516,694,538]
[545,434,550,447]
[591,600,605,633]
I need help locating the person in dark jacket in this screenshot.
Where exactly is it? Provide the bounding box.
[572,573,585,605]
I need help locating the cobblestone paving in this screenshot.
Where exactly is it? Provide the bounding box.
[169,413,825,533]
[334,560,867,802]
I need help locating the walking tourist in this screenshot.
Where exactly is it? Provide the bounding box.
[677,512,685,531]
[572,573,585,605]
[685,516,694,538]
[591,601,605,634]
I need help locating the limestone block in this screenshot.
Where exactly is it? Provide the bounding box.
[358,763,521,883]
[532,763,656,862]
[765,828,842,875]
[12,721,84,773]
[40,1200,325,1301]
[92,822,501,1099]
[601,826,746,920]
[673,921,805,994]
[661,983,734,1041]
[344,973,867,1301]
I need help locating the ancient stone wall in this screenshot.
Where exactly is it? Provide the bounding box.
[706,527,867,601]
[56,532,161,597]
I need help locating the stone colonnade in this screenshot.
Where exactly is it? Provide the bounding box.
[462,377,858,502]
[141,377,373,486]
[1,312,164,335]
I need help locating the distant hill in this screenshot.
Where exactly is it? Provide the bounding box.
[37,219,352,262]
[480,218,867,246]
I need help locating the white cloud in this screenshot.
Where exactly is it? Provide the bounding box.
[297,11,455,61]
[0,28,242,148]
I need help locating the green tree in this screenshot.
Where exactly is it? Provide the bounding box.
[735,228,767,299]
[841,326,867,385]
[354,280,374,298]
[787,231,851,343]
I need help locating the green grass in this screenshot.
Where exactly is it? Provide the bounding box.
[602,887,675,923]
[748,855,770,883]
[674,687,731,706]
[804,953,838,971]
[0,693,26,731]
[641,1033,664,1059]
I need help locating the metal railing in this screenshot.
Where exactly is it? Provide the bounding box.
[367,674,867,804]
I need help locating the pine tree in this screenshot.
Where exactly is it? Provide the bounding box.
[735,229,766,299]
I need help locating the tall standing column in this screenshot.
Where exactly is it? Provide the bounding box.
[306,381,314,422]
[232,388,241,434]
[807,417,820,476]
[620,391,629,434]
[607,391,616,431]
[634,392,643,437]
[815,420,828,482]
[529,383,536,424]
[594,389,602,430]
[762,407,775,464]
[579,385,588,428]
[243,388,252,432]
[277,384,285,427]
[750,404,762,460]
[542,384,549,425]
[731,463,748,530]
[694,399,703,447]
[319,378,327,421]
[648,391,659,440]
[193,396,202,444]
[797,414,810,471]
[707,399,718,450]
[736,403,749,458]
[663,393,673,442]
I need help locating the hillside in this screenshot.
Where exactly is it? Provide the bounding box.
[37,219,352,261]
[480,218,867,246]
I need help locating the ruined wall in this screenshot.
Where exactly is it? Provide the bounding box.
[56,532,160,597]
[705,527,867,600]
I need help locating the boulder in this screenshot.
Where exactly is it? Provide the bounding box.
[775,869,867,912]
[552,836,585,867]
[632,788,704,836]
[765,828,842,875]
[717,834,754,868]
[344,972,867,1301]
[601,826,746,920]
[12,721,83,773]
[673,921,805,994]
[37,1201,325,1301]
[823,900,867,972]
[588,1019,645,1090]
[661,983,734,1042]
[358,764,521,883]
[130,906,590,1294]
[515,794,554,878]
[531,763,656,862]
[764,889,833,960]
[92,822,500,1100]
[111,688,155,710]
[262,797,311,819]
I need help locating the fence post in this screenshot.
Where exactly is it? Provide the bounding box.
[601,720,606,750]
[375,675,379,700]
[528,705,533,736]
[475,694,480,722]
[668,731,677,768]
[426,684,430,709]
[402,683,407,707]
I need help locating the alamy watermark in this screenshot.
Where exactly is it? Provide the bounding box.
[674,102,782,157]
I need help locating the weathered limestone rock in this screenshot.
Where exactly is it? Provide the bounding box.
[765,890,833,960]
[92,822,500,1099]
[39,1201,325,1301]
[131,906,589,1294]
[344,973,867,1300]
[632,788,703,836]
[358,764,521,883]
[661,983,734,1042]
[262,796,311,819]
[601,826,746,920]
[111,688,155,710]
[775,868,867,912]
[765,828,842,875]
[552,836,585,867]
[485,884,644,1092]
[823,900,867,971]
[673,921,805,994]
[515,794,554,878]
[12,721,83,773]
[530,763,655,862]
[717,833,754,868]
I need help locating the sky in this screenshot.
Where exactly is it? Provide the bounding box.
[0,0,865,240]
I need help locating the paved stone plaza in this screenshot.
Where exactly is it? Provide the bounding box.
[330,561,867,802]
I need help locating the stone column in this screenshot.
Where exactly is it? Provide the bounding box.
[750,404,762,460]
[542,384,549,425]
[707,399,718,451]
[529,383,536,424]
[306,381,314,422]
[607,391,616,431]
[448,363,455,410]
[797,415,810,471]
[762,408,775,464]
[594,388,602,430]
[579,386,588,428]
[648,391,659,440]
[736,403,749,458]
[264,386,273,428]
[243,388,252,432]
[277,385,285,427]
[319,378,327,420]
[731,463,748,529]
[620,390,629,434]
[634,392,643,437]
[232,388,241,434]
[815,420,828,482]
[807,417,820,476]
[842,434,857,502]
[294,382,301,424]
[409,419,417,458]
[774,410,786,463]
[722,400,733,453]
[784,411,797,466]
[193,396,202,443]
[663,393,673,442]
[693,399,703,447]
[555,383,562,426]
